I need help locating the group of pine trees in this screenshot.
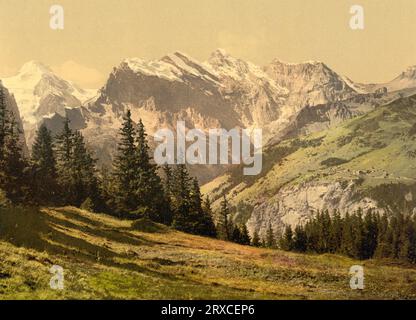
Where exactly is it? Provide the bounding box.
[0,93,217,238]
[216,195,251,245]
[0,85,30,204]
[278,209,416,263]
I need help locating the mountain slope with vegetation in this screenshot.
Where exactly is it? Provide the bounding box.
[0,206,415,300]
[203,94,416,238]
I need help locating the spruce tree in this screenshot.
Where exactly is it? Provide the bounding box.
[329,210,343,253]
[0,116,27,203]
[170,164,192,231]
[31,125,58,204]
[217,195,231,240]
[341,212,355,257]
[72,131,100,208]
[278,225,292,250]
[55,118,75,204]
[199,195,217,237]
[266,223,276,248]
[240,224,251,245]
[0,83,8,155]
[231,225,243,244]
[0,84,9,192]
[374,213,392,259]
[163,164,173,206]
[293,225,307,252]
[252,229,261,247]
[113,110,139,216]
[134,118,170,223]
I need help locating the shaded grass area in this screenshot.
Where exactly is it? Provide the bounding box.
[0,206,416,299]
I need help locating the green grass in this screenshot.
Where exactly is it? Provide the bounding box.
[0,206,415,299]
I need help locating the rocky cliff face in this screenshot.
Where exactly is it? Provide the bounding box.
[246,180,382,239]
[51,50,361,175]
[0,81,27,152]
[265,60,357,107]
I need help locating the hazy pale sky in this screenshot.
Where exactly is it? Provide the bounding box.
[0,0,415,88]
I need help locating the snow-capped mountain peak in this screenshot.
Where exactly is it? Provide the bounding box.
[123,51,220,85]
[2,61,96,147]
[384,65,416,92]
[206,49,288,96]
[18,60,53,76]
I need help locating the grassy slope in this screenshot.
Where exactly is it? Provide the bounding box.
[203,94,416,210]
[0,206,415,299]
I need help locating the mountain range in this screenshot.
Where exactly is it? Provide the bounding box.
[2,49,416,237]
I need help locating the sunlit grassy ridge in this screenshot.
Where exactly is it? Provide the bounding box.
[0,206,415,299]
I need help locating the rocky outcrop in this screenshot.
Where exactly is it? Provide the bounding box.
[0,81,27,152]
[246,179,382,239]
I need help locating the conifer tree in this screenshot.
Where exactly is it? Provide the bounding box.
[278,224,290,250]
[72,131,100,208]
[362,210,378,259]
[55,118,75,204]
[217,195,231,240]
[113,110,139,215]
[239,224,251,245]
[266,223,276,248]
[374,213,392,259]
[231,224,243,244]
[200,195,217,237]
[163,164,173,201]
[293,225,307,252]
[252,229,261,247]
[329,210,343,253]
[341,212,355,257]
[171,164,193,232]
[133,118,170,223]
[0,116,27,202]
[31,125,58,204]
[0,83,8,155]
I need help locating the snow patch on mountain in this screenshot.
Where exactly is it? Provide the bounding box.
[2,61,96,146]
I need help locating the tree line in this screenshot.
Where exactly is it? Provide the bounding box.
[0,89,240,239]
[277,209,416,263]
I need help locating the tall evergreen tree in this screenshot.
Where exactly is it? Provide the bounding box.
[134,119,170,223]
[239,224,251,245]
[113,110,139,216]
[31,125,58,204]
[329,210,343,253]
[293,225,307,252]
[0,116,27,202]
[171,164,193,232]
[0,83,8,155]
[72,131,100,208]
[278,225,290,250]
[217,195,231,240]
[266,223,276,248]
[374,213,393,259]
[251,229,261,247]
[55,118,75,204]
[199,195,217,237]
[341,212,355,257]
[231,224,243,244]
